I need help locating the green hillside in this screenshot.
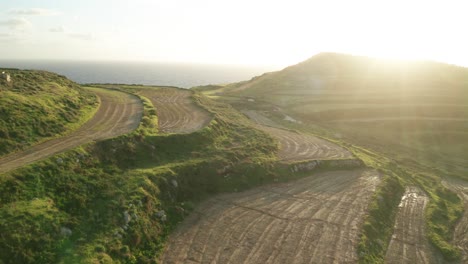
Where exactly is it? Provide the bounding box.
[0,84,282,263]
[220,53,468,180]
[0,69,98,156]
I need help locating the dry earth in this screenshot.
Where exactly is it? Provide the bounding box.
[139,88,212,133]
[242,110,353,161]
[385,186,440,264]
[443,178,468,263]
[0,88,142,174]
[161,169,381,264]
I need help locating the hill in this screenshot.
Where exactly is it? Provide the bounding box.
[0,69,98,156]
[201,53,468,262]
[220,53,468,180]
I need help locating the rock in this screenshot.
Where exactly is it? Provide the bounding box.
[171,179,178,188]
[56,158,63,164]
[123,211,132,225]
[60,227,72,237]
[155,210,166,218]
[156,210,167,222]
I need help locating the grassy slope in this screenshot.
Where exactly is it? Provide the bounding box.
[0,86,281,263]
[211,53,468,262]
[221,53,468,179]
[0,69,98,157]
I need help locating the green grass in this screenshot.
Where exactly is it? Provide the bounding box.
[0,87,280,263]
[0,69,98,157]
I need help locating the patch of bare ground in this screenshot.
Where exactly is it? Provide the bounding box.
[242,110,353,161]
[443,178,468,263]
[385,186,440,264]
[0,88,142,174]
[161,169,381,264]
[139,88,212,133]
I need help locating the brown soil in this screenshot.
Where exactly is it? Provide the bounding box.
[443,178,468,263]
[385,186,440,263]
[242,110,353,161]
[161,169,381,264]
[139,88,212,133]
[0,88,142,174]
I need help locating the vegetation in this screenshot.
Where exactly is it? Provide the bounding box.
[1,54,466,263]
[205,53,468,262]
[0,69,98,157]
[0,86,280,263]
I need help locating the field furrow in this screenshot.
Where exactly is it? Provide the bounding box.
[242,110,353,161]
[0,88,142,174]
[139,88,212,133]
[161,169,381,264]
[385,186,438,264]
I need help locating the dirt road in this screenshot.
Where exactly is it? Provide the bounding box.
[0,88,142,174]
[242,110,353,161]
[385,186,439,263]
[161,169,381,264]
[139,88,212,133]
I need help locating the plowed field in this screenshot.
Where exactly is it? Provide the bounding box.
[242,110,353,161]
[161,169,381,264]
[0,88,142,174]
[139,88,212,133]
[385,186,439,263]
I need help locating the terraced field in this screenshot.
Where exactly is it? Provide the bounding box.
[0,88,142,174]
[139,88,212,133]
[161,169,381,264]
[385,187,438,263]
[242,110,353,161]
[443,179,468,263]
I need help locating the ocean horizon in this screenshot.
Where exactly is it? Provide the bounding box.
[0,60,280,88]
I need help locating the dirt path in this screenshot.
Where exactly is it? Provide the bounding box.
[385,186,439,264]
[161,169,381,264]
[0,88,142,174]
[139,88,212,133]
[443,178,468,263]
[242,110,353,161]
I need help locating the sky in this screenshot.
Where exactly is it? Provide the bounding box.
[0,0,467,67]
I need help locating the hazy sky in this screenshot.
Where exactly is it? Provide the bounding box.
[0,0,467,67]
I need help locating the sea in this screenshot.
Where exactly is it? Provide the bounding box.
[0,60,280,88]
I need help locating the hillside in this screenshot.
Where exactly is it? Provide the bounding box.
[0,61,466,263]
[220,53,468,180]
[0,84,281,263]
[0,69,98,156]
[200,53,468,262]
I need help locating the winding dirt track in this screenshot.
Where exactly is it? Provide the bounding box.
[385,186,439,264]
[443,179,468,263]
[242,110,353,161]
[161,169,381,264]
[0,88,142,174]
[139,88,212,133]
